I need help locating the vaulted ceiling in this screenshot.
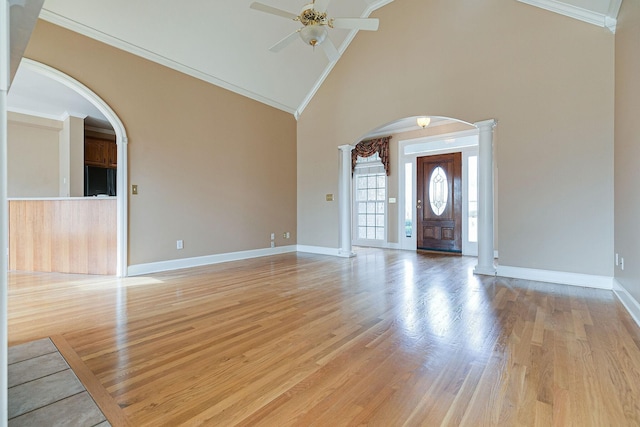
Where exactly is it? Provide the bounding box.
[11,0,623,122]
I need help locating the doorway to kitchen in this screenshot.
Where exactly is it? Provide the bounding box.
[14,59,129,277]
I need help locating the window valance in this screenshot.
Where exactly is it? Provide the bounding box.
[351,136,391,176]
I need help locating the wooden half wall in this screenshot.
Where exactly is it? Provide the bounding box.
[9,199,116,275]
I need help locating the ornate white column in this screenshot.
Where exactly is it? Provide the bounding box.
[338,145,355,257]
[474,119,497,276]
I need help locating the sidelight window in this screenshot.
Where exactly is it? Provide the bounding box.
[468,155,478,243]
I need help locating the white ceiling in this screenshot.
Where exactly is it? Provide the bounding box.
[7,0,622,127]
[38,0,391,118]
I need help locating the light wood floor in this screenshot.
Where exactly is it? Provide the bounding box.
[8,248,640,426]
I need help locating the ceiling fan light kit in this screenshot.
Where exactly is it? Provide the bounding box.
[300,25,327,46]
[250,0,379,61]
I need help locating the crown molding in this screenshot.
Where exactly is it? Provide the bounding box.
[7,106,67,122]
[38,9,298,116]
[517,0,617,33]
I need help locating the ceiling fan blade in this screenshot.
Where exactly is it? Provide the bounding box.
[331,17,379,31]
[313,0,331,13]
[250,2,298,20]
[269,31,300,52]
[321,39,340,62]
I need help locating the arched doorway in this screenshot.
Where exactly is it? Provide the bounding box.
[338,116,496,276]
[18,59,129,277]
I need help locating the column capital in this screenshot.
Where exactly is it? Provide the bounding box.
[474,119,497,131]
[338,144,353,152]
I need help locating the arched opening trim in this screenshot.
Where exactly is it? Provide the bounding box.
[21,59,129,277]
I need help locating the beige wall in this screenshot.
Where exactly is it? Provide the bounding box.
[68,116,85,197]
[8,112,62,197]
[58,115,85,197]
[25,20,297,266]
[614,0,640,303]
[8,112,84,198]
[298,0,614,276]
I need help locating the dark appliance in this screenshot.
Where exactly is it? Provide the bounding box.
[84,166,116,196]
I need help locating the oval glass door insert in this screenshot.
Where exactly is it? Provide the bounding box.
[429,166,448,216]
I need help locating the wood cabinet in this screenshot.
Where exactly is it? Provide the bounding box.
[107,142,117,168]
[85,138,117,168]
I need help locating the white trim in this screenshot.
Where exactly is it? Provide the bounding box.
[128,245,298,276]
[296,245,341,256]
[38,9,297,116]
[517,0,616,32]
[496,265,613,290]
[361,118,458,140]
[397,128,481,256]
[400,129,479,148]
[7,106,73,122]
[6,110,63,129]
[613,279,640,328]
[354,242,400,250]
[608,0,622,18]
[20,59,129,277]
[607,0,622,32]
[1,0,8,90]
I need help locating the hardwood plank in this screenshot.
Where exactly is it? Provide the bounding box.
[50,334,130,427]
[7,249,640,426]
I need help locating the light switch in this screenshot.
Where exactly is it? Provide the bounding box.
[389,197,396,204]
[132,185,138,195]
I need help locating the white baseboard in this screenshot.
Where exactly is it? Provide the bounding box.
[496,265,613,290]
[128,245,297,276]
[613,279,640,328]
[352,242,400,250]
[296,245,341,257]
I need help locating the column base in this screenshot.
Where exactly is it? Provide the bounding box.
[474,265,496,276]
[338,250,356,258]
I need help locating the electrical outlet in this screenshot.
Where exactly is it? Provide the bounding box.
[177,240,183,250]
[270,241,275,248]
[283,232,290,239]
[270,233,275,240]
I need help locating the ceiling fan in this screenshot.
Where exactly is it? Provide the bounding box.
[250,0,379,61]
